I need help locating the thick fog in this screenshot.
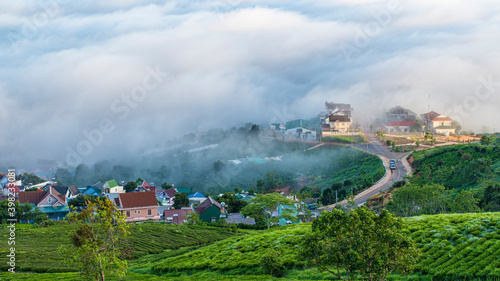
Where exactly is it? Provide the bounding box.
[1,0,499,166]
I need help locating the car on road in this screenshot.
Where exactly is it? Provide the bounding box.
[390,159,396,170]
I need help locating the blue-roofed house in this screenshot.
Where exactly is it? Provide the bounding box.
[82,187,101,196]
[187,192,206,205]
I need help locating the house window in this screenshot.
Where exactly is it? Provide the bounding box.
[48,197,51,203]
[126,211,130,217]
[211,217,216,223]
[134,210,137,214]
[138,210,141,215]
[148,209,152,216]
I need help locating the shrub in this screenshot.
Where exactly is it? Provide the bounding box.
[260,249,286,277]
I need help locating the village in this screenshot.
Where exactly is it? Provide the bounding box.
[0,101,486,227]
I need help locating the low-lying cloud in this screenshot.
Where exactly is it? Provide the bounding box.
[1,0,499,166]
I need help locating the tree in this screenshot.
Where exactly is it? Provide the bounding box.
[68,195,101,208]
[301,207,418,281]
[217,192,248,213]
[450,190,480,213]
[61,197,129,281]
[17,173,44,185]
[161,182,174,190]
[173,193,190,209]
[241,193,294,229]
[387,183,450,217]
[123,181,138,193]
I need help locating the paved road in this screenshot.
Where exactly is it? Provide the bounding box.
[322,130,411,209]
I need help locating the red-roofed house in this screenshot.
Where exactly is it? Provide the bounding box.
[116,191,160,222]
[164,207,194,224]
[421,111,456,134]
[384,121,421,133]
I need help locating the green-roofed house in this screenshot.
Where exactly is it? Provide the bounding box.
[284,119,317,140]
[175,187,191,194]
[103,179,124,193]
[195,197,228,223]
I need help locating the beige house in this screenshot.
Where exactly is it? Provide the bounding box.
[421,111,456,135]
[115,191,160,223]
[323,115,351,132]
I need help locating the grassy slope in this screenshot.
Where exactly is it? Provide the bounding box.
[0,223,237,273]
[410,144,500,190]
[150,213,500,280]
[2,213,500,280]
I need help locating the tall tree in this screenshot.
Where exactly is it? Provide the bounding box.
[61,198,129,281]
[124,181,138,193]
[301,207,418,281]
[173,193,190,209]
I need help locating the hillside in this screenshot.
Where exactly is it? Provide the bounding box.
[410,144,500,190]
[0,223,237,273]
[143,213,500,280]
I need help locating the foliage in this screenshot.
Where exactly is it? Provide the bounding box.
[301,207,418,281]
[449,189,481,213]
[17,173,45,185]
[67,195,101,208]
[406,212,500,279]
[410,144,500,190]
[260,249,286,277]
[151,224,309,275]
[387,183,450,217]
[0,200,49,223]
[61,198,130,280]
[217,193,248,213]
[124,181,138,193]
[481,180,500,211]
[241,193,294,229]
[173,193,190,209]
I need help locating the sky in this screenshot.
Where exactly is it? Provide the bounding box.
[1,0,499,166]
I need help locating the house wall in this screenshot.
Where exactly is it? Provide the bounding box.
[199,205,221,223]
[331,121,351,132]
[122,206,160,222]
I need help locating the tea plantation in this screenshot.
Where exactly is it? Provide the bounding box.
[0,223,237,273]
[2,213,500,280]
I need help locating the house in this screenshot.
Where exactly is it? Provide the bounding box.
[283,119,317,140]
[386,106,417,122]
[2,185,20,197]
[278,204,299,226]
[82,187,101,196]
[384,121,422,133]
[322,115,352,132]
[137,180,156,192]
[103,180,124,194]
[226,213,256,225]
[195,197,228,223]
[187,192,206,205]
[163,207,194,224]
[67,185,81,199]
[18,187,69,219]
[155,189,171,206]
[421,111,456,135]
[175,187,191,194]
[325,101,353,117]
[115,191,160,223]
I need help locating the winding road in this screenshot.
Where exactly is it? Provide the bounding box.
[321,130,412,210]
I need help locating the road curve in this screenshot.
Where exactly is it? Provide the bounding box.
[321,131,411,210]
